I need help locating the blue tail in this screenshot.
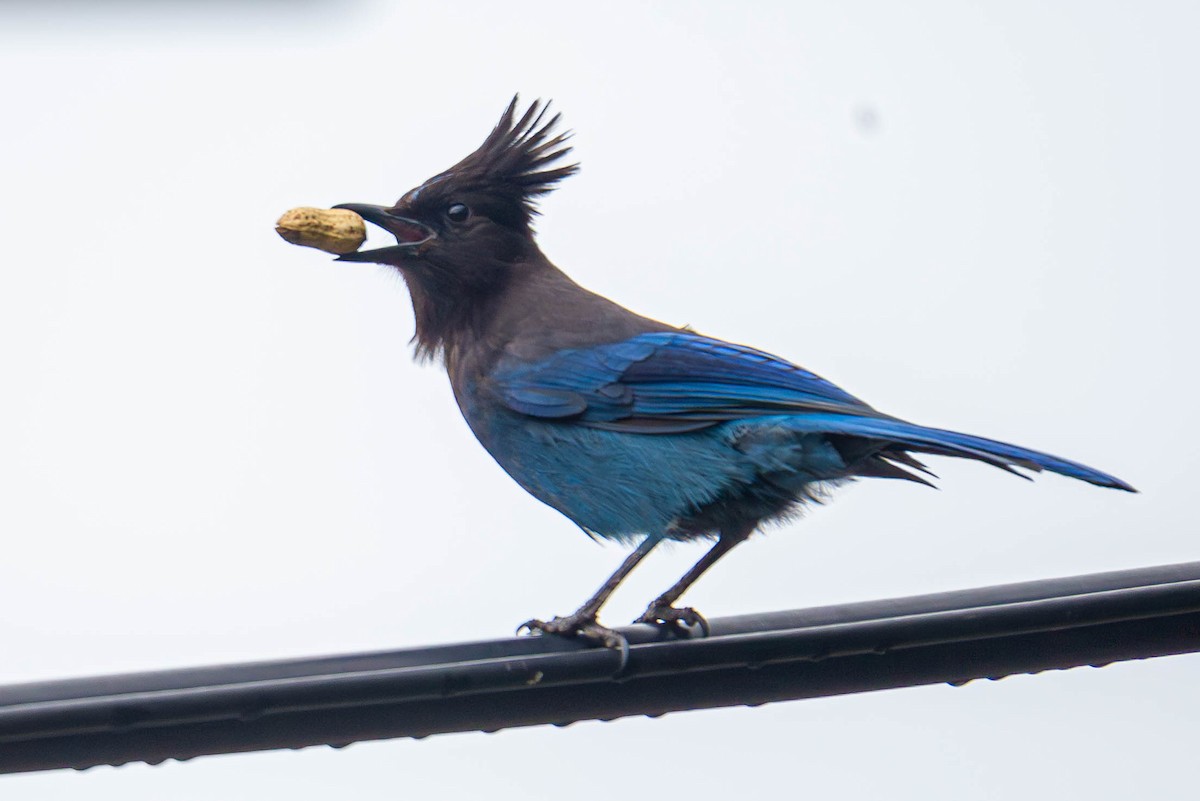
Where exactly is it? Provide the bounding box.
[773,413,1136,492]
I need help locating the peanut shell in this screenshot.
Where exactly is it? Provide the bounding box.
[275,207,366,255]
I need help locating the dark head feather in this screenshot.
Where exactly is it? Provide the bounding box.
[405,95,579,231]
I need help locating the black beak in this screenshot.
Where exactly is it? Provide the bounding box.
[332,203,436,262]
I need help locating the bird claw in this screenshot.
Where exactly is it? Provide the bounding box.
[518,614,630,671]
[635,604,711,637]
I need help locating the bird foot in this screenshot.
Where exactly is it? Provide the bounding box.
[517,613,630,669]
[635,603,711,637]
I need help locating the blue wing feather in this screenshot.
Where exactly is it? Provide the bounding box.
[491,331,1135,492]
[494,331,875,424]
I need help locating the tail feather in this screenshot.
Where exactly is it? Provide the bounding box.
[857,454,938,488]
[778,413,1136,492]
[884,450,938,478]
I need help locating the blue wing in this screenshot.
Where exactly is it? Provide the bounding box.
[494,331,879,432]
[491,331,1134,491]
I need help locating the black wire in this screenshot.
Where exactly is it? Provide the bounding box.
[2,561,1198,774]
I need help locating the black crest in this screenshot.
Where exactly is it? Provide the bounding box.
[420,96,579,228]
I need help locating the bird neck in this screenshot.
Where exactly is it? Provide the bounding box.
[402,246,554,364]
[440,262,680,382]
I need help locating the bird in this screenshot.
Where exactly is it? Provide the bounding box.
[333,96,1135,654]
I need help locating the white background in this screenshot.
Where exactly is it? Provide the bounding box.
[2,2,1196,798]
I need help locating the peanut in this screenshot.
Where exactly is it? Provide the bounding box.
[275,207,366,255]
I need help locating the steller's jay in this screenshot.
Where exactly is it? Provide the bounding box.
[334,97,1134,653]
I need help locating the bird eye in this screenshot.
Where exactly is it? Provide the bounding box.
[446,203,471,223]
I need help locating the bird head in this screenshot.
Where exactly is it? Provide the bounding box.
[335,96,578,359]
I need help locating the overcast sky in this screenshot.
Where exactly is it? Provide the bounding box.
[2,1,1197,798]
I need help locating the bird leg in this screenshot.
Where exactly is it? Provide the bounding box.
[519,535,660,657]
[635,523,755,634]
